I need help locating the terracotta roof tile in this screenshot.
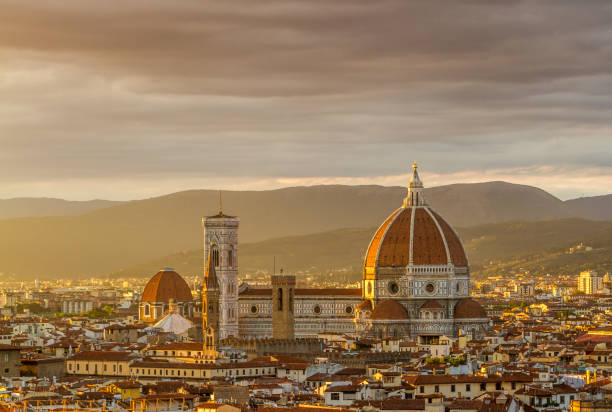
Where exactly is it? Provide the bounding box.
[239,288,361,297]
[364,205,468,271]
[412,208,446,265]
[365,209,402,268]
[431,210,468,266]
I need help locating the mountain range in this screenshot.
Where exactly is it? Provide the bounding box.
[0,198,122,219]
[110,218,612,280]
[0,181,610,279]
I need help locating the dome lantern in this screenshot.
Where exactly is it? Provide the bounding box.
[403,162,425,207]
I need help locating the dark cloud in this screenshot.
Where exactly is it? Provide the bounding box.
[0,0,611,199]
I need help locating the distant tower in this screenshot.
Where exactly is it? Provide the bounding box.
[271,272,296,340]
[203,192,240,339]
[203,245,219,361]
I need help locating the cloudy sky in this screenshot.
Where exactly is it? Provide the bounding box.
[1,0,611,200]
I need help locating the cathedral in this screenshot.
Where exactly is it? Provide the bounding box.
[201,164,490,345]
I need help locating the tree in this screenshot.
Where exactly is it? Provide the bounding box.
[16,302,44,314]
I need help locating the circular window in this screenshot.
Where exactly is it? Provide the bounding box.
[425,282,436,295]
[313,305,321,315]
[388,281,400,295]
[250,305,258,314]
[345,306,353,314]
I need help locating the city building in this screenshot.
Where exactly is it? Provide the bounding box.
[203,165,490,341]
[578,270,604,294]
[0,345,20,378]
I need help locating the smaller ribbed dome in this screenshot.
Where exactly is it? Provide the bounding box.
[371,299,409,320]
[141,269,193,303]
[454,298,487,319]
[421,300,443,309]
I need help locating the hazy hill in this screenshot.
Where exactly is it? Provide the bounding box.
[0,182,609,279]
[565,194,612,221]
[0,198,122,218]
[111,218,612,280]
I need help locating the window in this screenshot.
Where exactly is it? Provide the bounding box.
[278,288,283,311]
[330,393,340,401]
[144,304,150,317]
[466,384,471,392]
[451,384,455,392]
[511,382,516,390]
[560,396,565,404]
[496,383,502,390]
[434,385,439,393]
[228,248,233,268]
[480,383,486,391]
[212,245,220,267]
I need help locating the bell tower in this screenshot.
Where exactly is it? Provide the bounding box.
[271,272,296,340]
[203,192,240,339]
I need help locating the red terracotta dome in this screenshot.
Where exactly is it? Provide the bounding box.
[364,165,467,274]
[364,207,468,271]
[370,299,409,321]
[421,300,443,309]
[141,268,193,303]
[454,298,487,319]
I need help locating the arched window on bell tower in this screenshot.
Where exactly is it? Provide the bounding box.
[211,244,219,267]
[228,246,234,268]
